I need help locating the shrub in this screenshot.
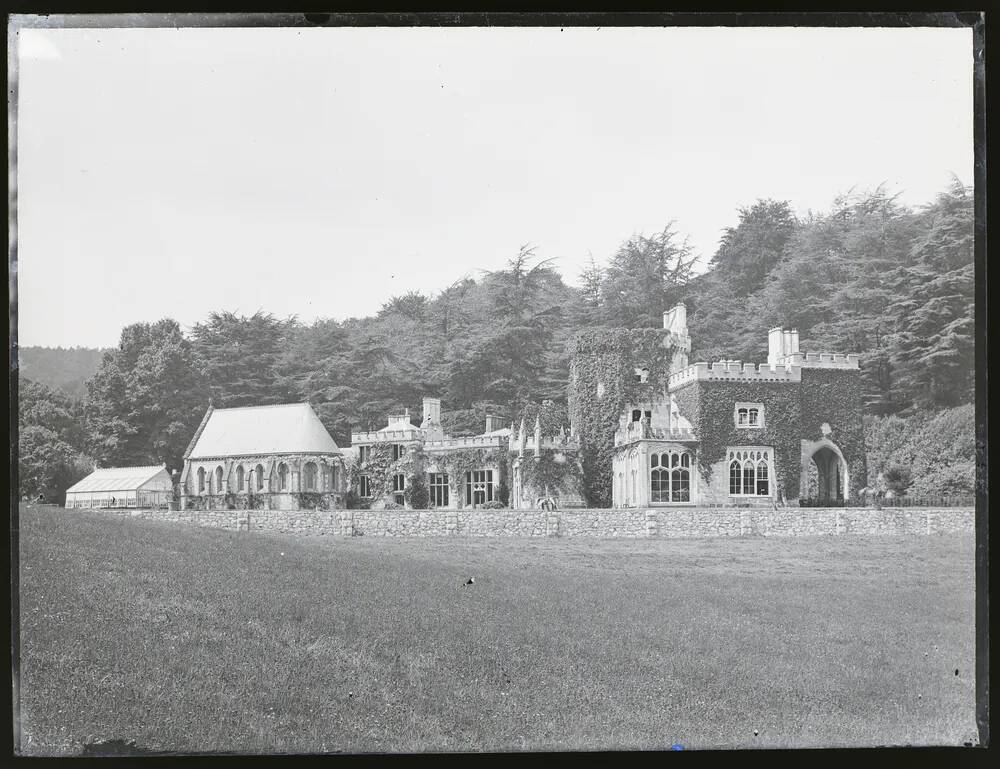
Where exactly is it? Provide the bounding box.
[882,465,913,496]
[482,500,506,509]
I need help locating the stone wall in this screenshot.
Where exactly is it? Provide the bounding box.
[91,506,974,538]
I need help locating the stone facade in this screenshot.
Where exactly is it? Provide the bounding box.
[573,304,867,509]
[348,398,583,511]
[90,505,974,539]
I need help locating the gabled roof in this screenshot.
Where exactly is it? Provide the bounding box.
[66,465,169,493]
[186,403,340,459]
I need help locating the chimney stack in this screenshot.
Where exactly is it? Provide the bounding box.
[767,327,784,367]
[768,326,801,366]
[421,397,441,427]
[663,303,688,334]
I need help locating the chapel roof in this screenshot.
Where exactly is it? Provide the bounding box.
[186,403,340,459]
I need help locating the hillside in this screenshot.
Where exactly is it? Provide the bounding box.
[18,347,107,401]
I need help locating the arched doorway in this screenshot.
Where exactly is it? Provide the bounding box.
[801,442,848,504]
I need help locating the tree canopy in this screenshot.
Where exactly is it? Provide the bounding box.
[18,180,976,498]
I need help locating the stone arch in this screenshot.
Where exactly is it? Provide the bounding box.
[801,438,849,504]
[303,461,318,492]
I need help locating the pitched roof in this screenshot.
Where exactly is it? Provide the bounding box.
[186,403,340,459]
[66,465,169,493]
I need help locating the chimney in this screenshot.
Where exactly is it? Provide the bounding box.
[421,397,441,427]
[485,414,499,433]
[767,327,785,367]
[663,303,687,334]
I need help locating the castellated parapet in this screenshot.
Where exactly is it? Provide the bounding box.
[667,355,860,390]
[668,326,860,391]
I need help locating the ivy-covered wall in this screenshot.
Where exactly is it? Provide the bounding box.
[674,380,803,501]
[673,368,866,502]
[799,369,867,499]
[515,448,585,505]
[347,441,512,509]
[568,329,677,507]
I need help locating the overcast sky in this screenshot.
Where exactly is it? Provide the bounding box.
[15,24,973,348]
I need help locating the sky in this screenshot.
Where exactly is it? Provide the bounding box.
[14,24,974,348]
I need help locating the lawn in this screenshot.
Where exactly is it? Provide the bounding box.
[16,504,979,754]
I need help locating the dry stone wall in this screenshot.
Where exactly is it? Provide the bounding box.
[91,506,974,538]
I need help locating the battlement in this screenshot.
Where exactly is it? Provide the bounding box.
[668,352,860,390]
[424,435,506,451]
[351,429,422,444]
[669,360,802,388]
[780,351,860,369]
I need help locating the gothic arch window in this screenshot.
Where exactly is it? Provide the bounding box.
[214,466,224,494]
[303,462,318,491]
[278,462,289,491]
[650,450,692,503]
[197,467,205,494]
[236,465,245,492]
[728,449,770,496]
[255,464,264,491]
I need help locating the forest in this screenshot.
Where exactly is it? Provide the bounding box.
[18,180,976,503]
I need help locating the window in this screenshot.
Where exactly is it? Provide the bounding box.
[278,463,288,491]
[429,473,449,507]
[728,449,770,496]
[303,462,318,491]
[650,450,692,503]
[465,470,494,506]
[358,445,371,464]
[197,467,205,493]
[255,464,264,491]
[359,475,372,498]
[236,465,245,492]
[735,403,765,429]
[392,444,406,461]
[631,409,652,422]
[634,367,649,383]
[215,466,224,494]
[391,473,406,504]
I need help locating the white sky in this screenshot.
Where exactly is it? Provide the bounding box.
[14,25,973,348]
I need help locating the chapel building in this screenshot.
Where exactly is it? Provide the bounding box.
[179,402,348,510]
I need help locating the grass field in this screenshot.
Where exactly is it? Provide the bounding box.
[16,505,979,754]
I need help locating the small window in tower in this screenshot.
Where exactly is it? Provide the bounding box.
[734,402,765,429]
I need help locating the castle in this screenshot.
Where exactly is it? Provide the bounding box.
[570,305,865,508]
[178,304,864,511]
